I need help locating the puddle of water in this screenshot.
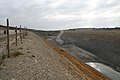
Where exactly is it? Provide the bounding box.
[86,62,120,80]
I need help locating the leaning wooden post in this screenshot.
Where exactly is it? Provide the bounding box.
[23,26,25,38]
[26,27,28,36]
[20,25,22,43]
[15,26,17,46]
[6,19,10,58]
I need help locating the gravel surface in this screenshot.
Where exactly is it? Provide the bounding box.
[0,32,85,80]
[0,30,20,61]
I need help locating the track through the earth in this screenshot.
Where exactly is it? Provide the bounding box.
[55,30,64,44]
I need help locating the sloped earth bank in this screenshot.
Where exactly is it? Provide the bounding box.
[60,29,120,72]
[42,29,120,80]
[0,32,110,80]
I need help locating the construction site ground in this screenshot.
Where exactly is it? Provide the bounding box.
[0,32,110,80]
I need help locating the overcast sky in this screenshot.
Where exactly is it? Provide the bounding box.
[0,0,120,30]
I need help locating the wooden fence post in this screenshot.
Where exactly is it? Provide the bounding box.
[23,26,25,38]
[6,19,10,58]
[15,26,17,46]
[26,27,27,36]
[20,25,22,43]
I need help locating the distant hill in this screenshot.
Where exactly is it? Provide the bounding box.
[0,25,16,30]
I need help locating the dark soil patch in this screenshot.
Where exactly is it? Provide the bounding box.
[27,51,31,53]
[60,49,65,52]
[31,55,35,57]
[10,51,24,58]
[18,47,23,50]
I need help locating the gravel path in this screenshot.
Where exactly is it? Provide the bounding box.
[0,32,85,80]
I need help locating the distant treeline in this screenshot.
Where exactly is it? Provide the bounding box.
[0,25,19,30]
[94,27,120,30]
[68,27,120,31]
[31,29,60,36]
[0,25,26,30]
[0,25,16,30]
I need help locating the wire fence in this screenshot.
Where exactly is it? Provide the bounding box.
[0,19,27,61]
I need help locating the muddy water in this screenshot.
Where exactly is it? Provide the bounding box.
[86,62,120,80]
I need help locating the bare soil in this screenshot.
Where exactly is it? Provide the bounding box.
[0,31,97,80]
[34,28,120,72]
[61,29,120,72]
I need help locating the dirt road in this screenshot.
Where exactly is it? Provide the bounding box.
[55,30,64,44]
[57,30,64,38]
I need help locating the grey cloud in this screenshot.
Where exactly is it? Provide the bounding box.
[0,0,120,30]
[95,0,120,10]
